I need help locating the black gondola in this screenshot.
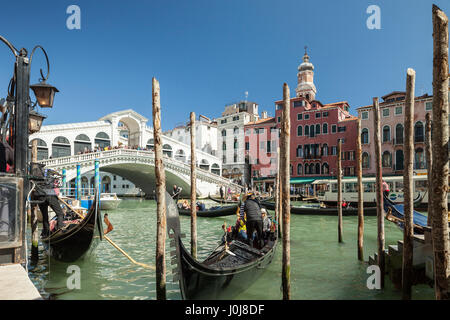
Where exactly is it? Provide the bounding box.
[178,204,238,217]
[167,192,278,300]
[260,200,378,216]
[41,192,103,262]
[208,194,240,204]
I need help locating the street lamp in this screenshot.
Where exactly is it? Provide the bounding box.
[28,109,46,134]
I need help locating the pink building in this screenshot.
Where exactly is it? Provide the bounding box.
[357,91,434,176]
[244,115,278,190]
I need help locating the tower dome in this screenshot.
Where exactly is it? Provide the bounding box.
[296,46,317,101]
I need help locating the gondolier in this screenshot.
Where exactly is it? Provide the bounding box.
[242,193,263,249]
[172,184,182,201]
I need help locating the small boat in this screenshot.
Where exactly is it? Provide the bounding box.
[178,204,238,217]
[41,192,103,262]
[100,193,122,210]
[260,200,378,216]
[383,195,429,234]
[166,192,278,300]
[208,194,240,204]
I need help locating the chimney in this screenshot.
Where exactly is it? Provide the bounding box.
[261,111,268,119]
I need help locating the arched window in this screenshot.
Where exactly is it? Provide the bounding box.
[52,136,71,158]
[361,128,369,144]
[304,125,309,136]
[290,164,293,176]
[222,141,226,151]
[395,124,404,145]
[315,124,321,135]
[322,163,329,174]
[315,163,320,175]
[29,138,48,160]
[74,134,91,154]
[146,138,154,150]
[414,122,424,142]
[395,149,404,171]
[199,159,210,171]
[362,152,370,169]
[102,176,111,193]
[414,148,425,169]
[382,151,392,168]
[382,125,390,142]
[211,163,220,175]
[222,129,227,137]
[310,124,315,137]
[95,132,110,149]
[304,163,309,175]
[322,143,328,157]
[162,144,172,157]
[233,126,239,134]
[233,138,238,149]
[297,163,303,175]
[175,149,186,162]
[322,123,328,134]
[297,125,302,136]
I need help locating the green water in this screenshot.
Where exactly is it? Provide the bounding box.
[27,199,434,300]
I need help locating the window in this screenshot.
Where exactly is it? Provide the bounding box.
[322,163,329,174]
[395,124,404,144]
[221,119,227,124]
[382,125,391,142]
[304,125,310,136]
[234,154,238,162]
[395,149,404,170]
[382,151,392,168]
[222,142,226,150]
[414,148,425,169]
[362,152,370,169]
[426,102,432,111]
[345,183,357,193]
[361,111,369,120]
[338,126,346,132]
[322,144,328,156]
[331,125,337,133]
[315,124,320,135]
[233,127,239,134]
[232,115,240,121]
[254,128,259,134]
[294,101,303,108]
[259,128,265,134]
[310,125,315,137]
[267,141,272,153]
[304,114,310,120]
[395,106,403,115]
[323,111,329,118]
[276,104,283,110]
[316,112,321,119]
[297,163,303,175]
[297,125,303,136]
[414,122,424,142]
[277,116,281,123]
[323,123,328,134]
[361,128,369,144]
[331,146,337,155]
[222,129,226,137]
[382,108,390,117]
[245,142,249,151]
[234,139,238,149]
[296,145,303,158]
[259,141,265,150]
[297,113,303,121]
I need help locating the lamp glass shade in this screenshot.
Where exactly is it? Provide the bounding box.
[30,82,59,108]
[28,111,46,134]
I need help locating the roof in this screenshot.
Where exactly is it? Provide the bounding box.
[245,117,275,126]
[99,109,149,122]
[381,91,406,100]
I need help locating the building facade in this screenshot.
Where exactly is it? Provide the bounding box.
[274,50,358,180]
[244,114,279,190]
[217,101,259,185]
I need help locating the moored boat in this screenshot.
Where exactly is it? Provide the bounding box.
[41,192,103,262]
[178,204,238,217]
[167,192,278,300]
[100,193,122,210]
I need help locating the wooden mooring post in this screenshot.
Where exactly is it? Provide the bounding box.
[431,4,449,300]
[402,68,416,300]
[425,112,433,227]
[152,77,167,300]
[281,83,291,300]
[373,97,385,288]
[276,146,282,238]
[337,139,343,243]
[356,119,364,260]
[190,112,197,259]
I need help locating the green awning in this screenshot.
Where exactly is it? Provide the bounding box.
[289,177,316,184]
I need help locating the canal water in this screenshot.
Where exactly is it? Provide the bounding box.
[27,198,435,300]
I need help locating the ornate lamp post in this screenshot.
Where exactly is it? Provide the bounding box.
[0,35,58,263]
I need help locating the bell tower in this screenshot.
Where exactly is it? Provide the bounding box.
[295,46,317,101]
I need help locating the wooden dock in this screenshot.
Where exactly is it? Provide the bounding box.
[0,264,42,300]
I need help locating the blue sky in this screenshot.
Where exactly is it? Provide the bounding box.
[0,0,449,130]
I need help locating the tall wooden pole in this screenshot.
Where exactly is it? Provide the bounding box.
[153,77,166,300]
[373,97,385,288]
[190,112,197,259]
[281,83,291,300]
[425,112,433,227]
[356,119,364,260]
[337,139,343,243]
[431,4,449,300]
[402,68,416,300]
[275,146,281,238]
[30,139,39,263]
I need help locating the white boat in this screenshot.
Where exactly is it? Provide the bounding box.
[100,193,122,210]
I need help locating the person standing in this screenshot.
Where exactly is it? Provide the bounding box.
[243,193,263,249]
[219,185,224,199]
[382,180,390,198]
[172,184,182,201]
